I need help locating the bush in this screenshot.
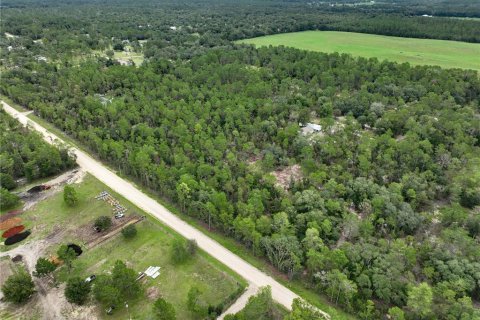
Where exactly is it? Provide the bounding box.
[171,238,197,264]
[113,43,124,51]
[94,216,112,231]
[186,239,198,256]
[1,268,35,303]
[93,260,141,310]
[0,187,19,210]
[34,257,56,277]
[187,286,207,316]
[459,188,480,209]
[153,297,176,320]
[121,224,137,239]
[65,277,91,305]
[63,185,78,207]
[0,173,16,190]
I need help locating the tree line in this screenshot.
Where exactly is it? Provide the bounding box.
[0,110,76,210]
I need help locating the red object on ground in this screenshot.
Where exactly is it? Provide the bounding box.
[2,225,25,238]
[0,217,22,230]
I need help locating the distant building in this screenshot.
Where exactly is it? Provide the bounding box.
[95,94,113,106]
[300,123,322,135]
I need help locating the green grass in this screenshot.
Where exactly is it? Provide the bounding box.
[2,174,244,319]
[238,31,480,71]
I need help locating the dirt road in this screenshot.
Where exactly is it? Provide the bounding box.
[2,101,329,319]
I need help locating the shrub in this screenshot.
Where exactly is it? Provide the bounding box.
[0,173,16,190]
[153,297,176,320]
[121,224,137,239]
[63,185,78,207]
[94,216,112,231]
[171,238,197,264]
[1,268,35,303]
[34,257,56,277]
[0,188,19,210]
[65,277,91,305]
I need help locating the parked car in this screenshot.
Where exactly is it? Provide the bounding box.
[85,275,96,283]
[114,213,125,219]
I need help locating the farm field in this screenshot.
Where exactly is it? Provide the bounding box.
[239,31,480,71]
[0,174,244,320]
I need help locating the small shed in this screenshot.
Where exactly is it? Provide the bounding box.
[301,123,322,135]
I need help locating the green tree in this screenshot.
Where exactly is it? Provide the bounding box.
[111,260,141,298]
[176,182,191,212]
[171,238,196,264]
[57,245,78,271]
[93,275,121,307]
[34,257,56,277]
[121,224,137,239]
[0,173,16,190]
[0,187,19,210]
[63,185,78,207]
[284,298,326,320]
[187,286,205,315]
[65,277,91,305]
[407,283,433,319]
[388,307,405,320]
[1,268,35,303]
[153,297,176,320]
[94,216,112,231]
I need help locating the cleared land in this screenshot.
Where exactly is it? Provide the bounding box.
[239,31,480,71]
[0,174,243,319]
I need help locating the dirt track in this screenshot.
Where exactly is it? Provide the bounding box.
[2,101,330,319]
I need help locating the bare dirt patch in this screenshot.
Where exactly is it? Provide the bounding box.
[74,215,143,249]
[146,286,160,301]
[20,169,86,211]
[270,164,303,191]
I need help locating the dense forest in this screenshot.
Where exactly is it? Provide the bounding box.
[1,0,480,50]
[0,109,76,209]
[1,0,480,319]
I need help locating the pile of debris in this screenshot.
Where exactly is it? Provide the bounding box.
[95,191,127,215]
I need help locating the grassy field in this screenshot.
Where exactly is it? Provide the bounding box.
[1,174,244,319]
[238,31,480,71]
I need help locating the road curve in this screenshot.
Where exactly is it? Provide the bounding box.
[2,101,329,317]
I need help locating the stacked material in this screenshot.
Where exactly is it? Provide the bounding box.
[0,217,22,230]
[4,230,31,245]
[2,225,25,238]
[0,217,30,245]
[144,266,161,279]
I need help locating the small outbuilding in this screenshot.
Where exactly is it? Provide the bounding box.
[300,123,322,135]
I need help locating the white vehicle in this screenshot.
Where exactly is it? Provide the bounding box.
[114,213,125,219]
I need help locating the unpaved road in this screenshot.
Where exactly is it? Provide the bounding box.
[218,285,258,319]
[2,101,329,319]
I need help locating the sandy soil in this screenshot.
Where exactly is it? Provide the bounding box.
[271,164,303,191]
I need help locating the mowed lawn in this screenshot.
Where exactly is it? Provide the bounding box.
[239,31,480,71]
